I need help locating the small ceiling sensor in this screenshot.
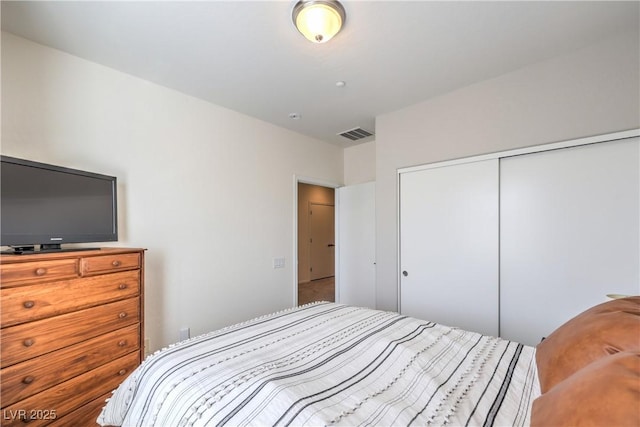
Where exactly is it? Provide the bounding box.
[336,81,346,87]
[289,113,301,120]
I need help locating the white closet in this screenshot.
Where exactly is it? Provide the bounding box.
[399,159,499,336]
[399,131,639,346]
[500,138,639,344]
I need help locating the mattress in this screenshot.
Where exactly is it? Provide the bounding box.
[98,302,540,426]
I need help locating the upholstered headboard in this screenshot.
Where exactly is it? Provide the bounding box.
[531,296,640,426]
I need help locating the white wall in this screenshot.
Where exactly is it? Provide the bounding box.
[375,30,640,311]
[1,33,344,351]
[343,140,375,185]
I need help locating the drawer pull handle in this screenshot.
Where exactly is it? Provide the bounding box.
[118,312,128,319]
[118,283,128,290]
[35,268,47,276]
[23,338,35,347]
[118,369,127,376]
[22,376,35,385]
[23,301,35,309]
[112,260,122,267]
[118,340,127,347]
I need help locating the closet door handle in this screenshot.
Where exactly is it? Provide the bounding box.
[402,271,408,277]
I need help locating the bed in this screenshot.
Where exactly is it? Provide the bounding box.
[98,297,640,427]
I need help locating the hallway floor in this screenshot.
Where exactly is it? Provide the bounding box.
[298,277,335,305]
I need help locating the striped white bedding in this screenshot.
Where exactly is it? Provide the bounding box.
[98,302,540,426]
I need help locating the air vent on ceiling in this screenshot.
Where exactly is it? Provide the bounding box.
[338,127,374,141]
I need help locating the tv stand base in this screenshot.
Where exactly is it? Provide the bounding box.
[2,245,99,255]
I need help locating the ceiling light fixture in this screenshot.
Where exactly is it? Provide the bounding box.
[292,0,346,44]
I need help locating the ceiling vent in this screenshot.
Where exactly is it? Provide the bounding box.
[338,127,374,141]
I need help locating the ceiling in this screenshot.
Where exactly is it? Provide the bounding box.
[2,1,638,147]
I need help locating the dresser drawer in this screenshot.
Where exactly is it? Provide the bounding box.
[48,392,110,427]
[0,259,78,287]
[1,270,140,327]
[1,297,140,368]
[0,351,140,427]
[1,324,139,406]
[81,253,140,276]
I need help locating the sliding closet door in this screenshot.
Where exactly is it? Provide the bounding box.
[500,137,639,346]
[400,159,499,336]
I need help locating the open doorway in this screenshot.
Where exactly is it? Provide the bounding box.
[297,183,335,305]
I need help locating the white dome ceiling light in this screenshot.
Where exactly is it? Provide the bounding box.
[292,0,346,44]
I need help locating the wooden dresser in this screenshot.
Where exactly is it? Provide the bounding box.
[0,248,145,426]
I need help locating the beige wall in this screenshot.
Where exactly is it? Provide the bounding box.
[4,26,638,342]
[1,33,344,350]
[375,30,640,311]
[297,183,335,284]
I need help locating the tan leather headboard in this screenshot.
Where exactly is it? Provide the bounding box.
[531,350,640,427]
[535,296,640,393]
[531,296,640,426]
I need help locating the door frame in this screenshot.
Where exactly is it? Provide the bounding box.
[293,175,341,307]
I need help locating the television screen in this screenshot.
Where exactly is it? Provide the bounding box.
[1,156,117,251]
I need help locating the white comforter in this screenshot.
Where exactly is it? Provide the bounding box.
[98,302,539,426]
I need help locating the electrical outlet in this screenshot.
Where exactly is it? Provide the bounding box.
[273,257,285,269]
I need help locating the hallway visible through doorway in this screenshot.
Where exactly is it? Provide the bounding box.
[297,182,335,305]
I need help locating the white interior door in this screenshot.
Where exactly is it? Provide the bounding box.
[500,137,640,346]
[400,159,499,336]
[309,203,335,280]
[337,181,375,308]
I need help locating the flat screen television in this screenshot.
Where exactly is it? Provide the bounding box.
[1,155,118,254]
